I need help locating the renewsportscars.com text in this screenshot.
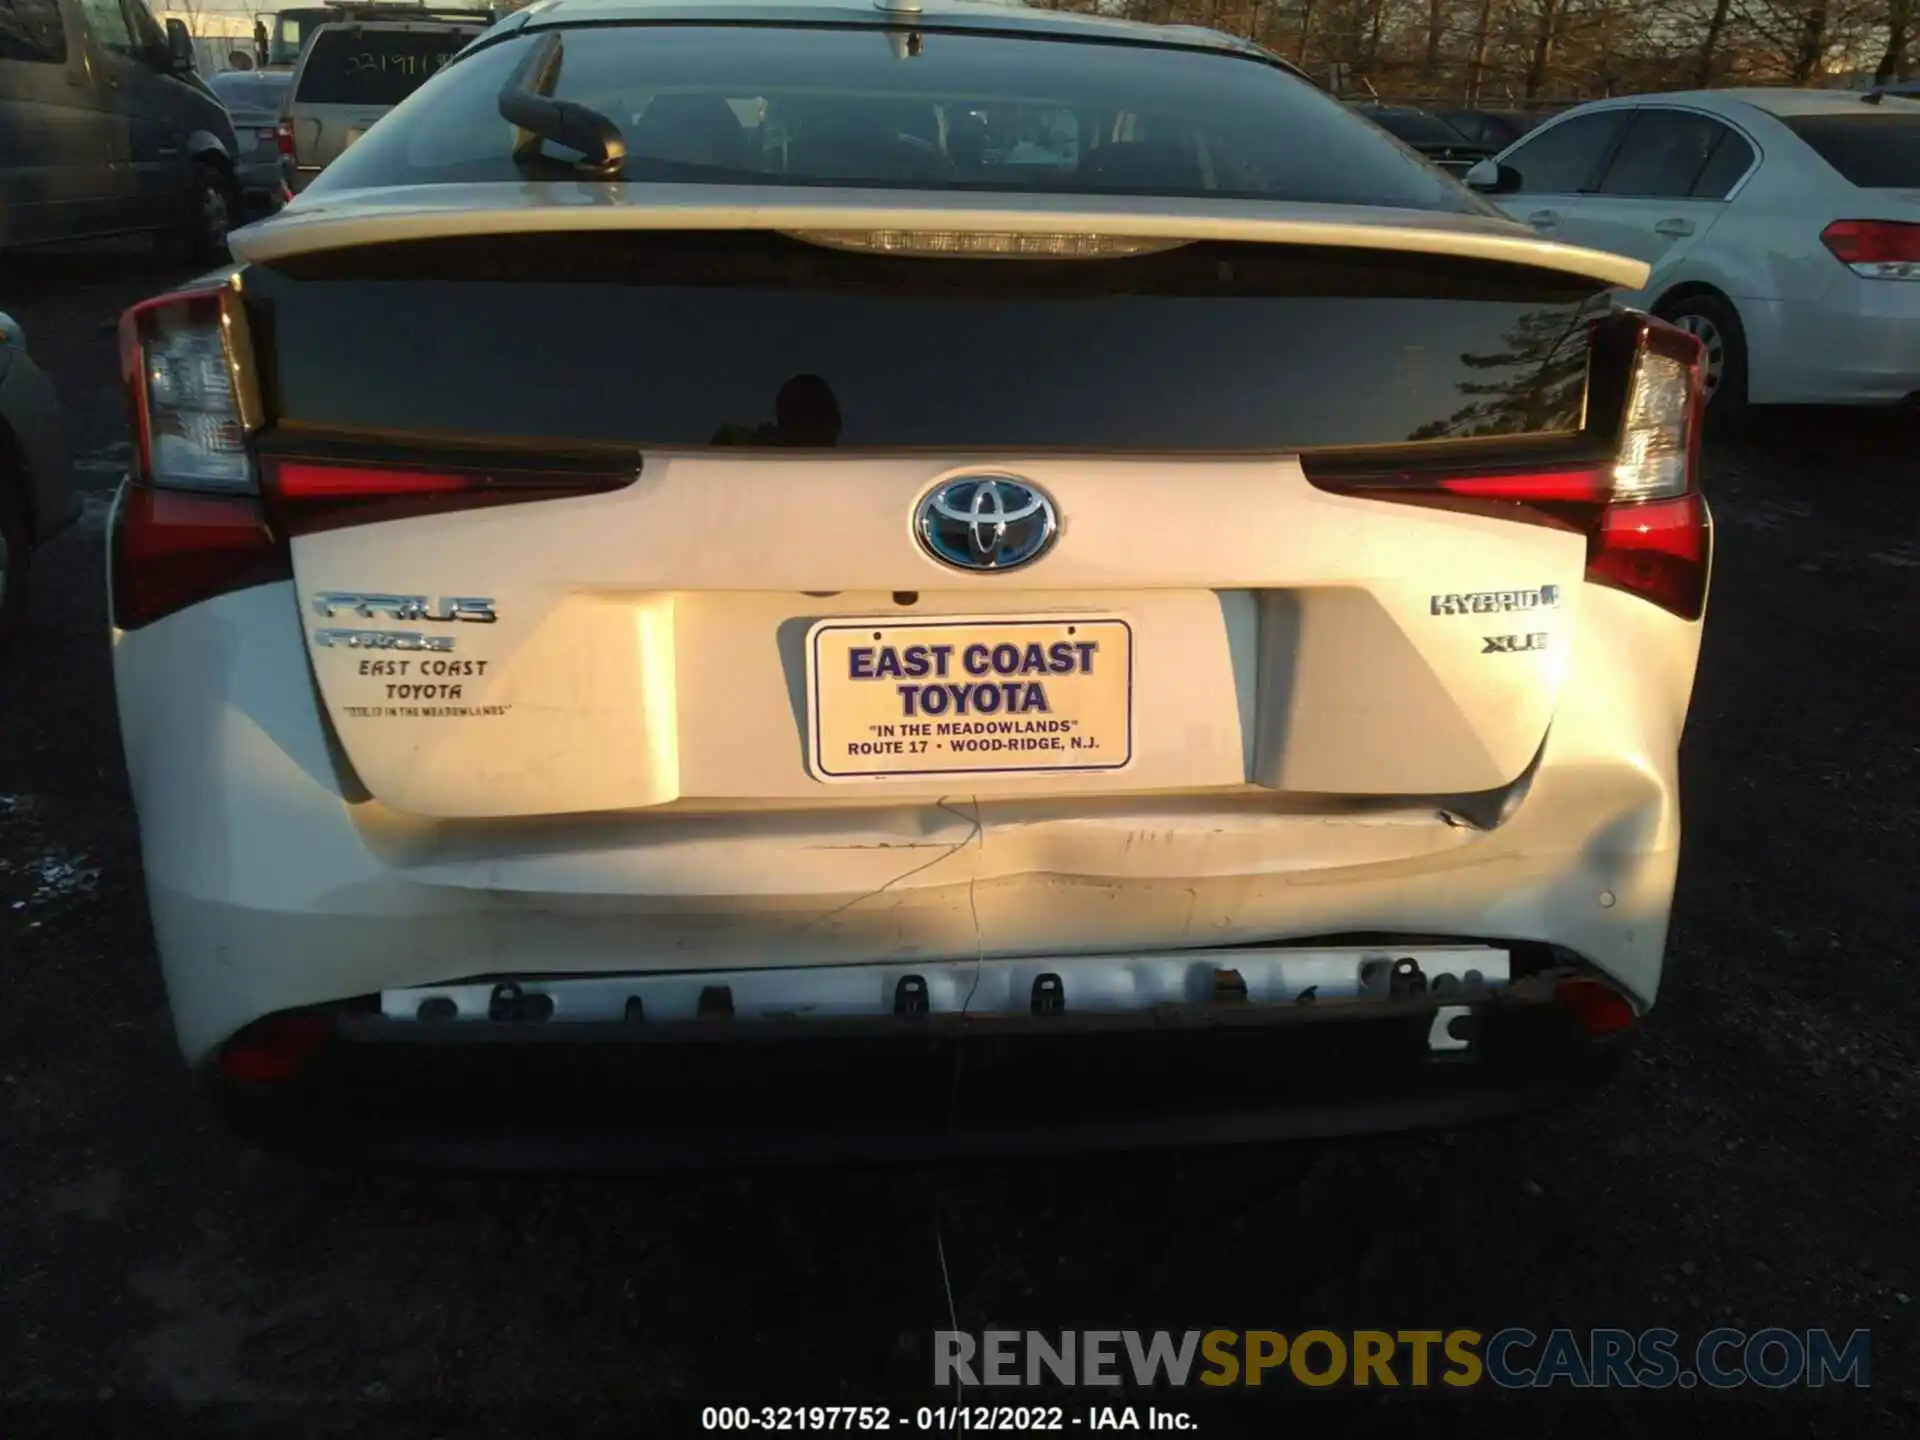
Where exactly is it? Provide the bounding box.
[935,1328,1872,1390]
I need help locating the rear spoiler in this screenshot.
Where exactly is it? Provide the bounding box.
[231,183,1652,289]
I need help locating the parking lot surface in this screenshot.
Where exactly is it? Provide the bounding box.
[0,245,1915,1433]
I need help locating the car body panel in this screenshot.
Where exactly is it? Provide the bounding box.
[208,70,293,209]
[113,566,1696,1067]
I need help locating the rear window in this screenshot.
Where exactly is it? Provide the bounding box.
[1783,112,1920,188]
[310,24,1491,214]
[211,75,290,113]
[295,26,472,107]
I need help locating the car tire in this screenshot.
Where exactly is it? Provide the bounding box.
[169,161,235,266]
[1659,291,1748,429]
[0,467,28,651]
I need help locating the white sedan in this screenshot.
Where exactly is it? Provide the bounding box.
[1472,88,1920,415]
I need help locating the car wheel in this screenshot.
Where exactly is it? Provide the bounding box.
[1660,292,1748,427]
[173,162,235,265]
[0,470,27,650]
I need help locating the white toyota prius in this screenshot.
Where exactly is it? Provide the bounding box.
[109,0,1710,1164]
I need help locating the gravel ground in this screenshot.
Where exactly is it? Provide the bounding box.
[0,245,1915,1436]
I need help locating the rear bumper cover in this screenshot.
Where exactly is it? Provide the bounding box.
[210,967,1631,1168]
[1744,290,1920,406]
[115,579,1695,1068]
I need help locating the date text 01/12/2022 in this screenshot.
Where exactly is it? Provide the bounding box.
[700,1405,1194,1431]
[807,616,1136,781]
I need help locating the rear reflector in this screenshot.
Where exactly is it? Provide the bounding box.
[1303,312,1709,621]
[1820,219,1920,280]
[1555,976,1637,1038]
[110,485,290,631]
[218,1012,332,1085]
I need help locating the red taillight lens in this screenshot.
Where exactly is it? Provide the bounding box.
[258,456,638,534]
[1820,219,1920,279]
[1302,312,1710,621]
[1555,976,1637,1038]
[274,462,472,499]
[218,1012,332,1085]
[110,486,289,631]
[276,117,295,158]
[1427,469,1610,503]
[1587,493,1710,622]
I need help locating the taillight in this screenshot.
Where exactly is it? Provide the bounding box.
[218,1011,332,1085]
[111,487,286,631]
[1820,219,1920,280]
[1303,313,1710,622]
[276,116,295,159]
[1555,976,1637,1038]
[113,281,288,630]
[258,456,638,534]
[121,284,252,491]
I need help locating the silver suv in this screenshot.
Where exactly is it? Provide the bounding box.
[282,11,488,192]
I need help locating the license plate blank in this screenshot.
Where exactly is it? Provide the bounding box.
[806,615,1133,780]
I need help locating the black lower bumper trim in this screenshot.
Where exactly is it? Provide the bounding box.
[209,974,1629,1170]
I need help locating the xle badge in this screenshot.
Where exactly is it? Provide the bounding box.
[1484,633,1549,654]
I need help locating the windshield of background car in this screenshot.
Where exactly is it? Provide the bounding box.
[1782,111,1920,188]
[309,23,1493,213]
[294,26,471,107]
[1369,110,1474,147]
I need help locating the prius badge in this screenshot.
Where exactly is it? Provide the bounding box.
[915,476,1058,573]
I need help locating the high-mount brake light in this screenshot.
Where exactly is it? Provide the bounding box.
[784,229,1188,259]
[1302,313,1709,621]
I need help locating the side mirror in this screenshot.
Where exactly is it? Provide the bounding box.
[227,50,256,72]
[1464,158,1522,195]
[164,17,195,73]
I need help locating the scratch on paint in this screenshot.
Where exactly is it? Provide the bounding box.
[808,841,951,852]
[788,799,985,936]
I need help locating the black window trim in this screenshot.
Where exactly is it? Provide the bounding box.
[1589,103,1763,202]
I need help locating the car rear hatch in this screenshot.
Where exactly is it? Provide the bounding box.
[199,197,1677,827]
